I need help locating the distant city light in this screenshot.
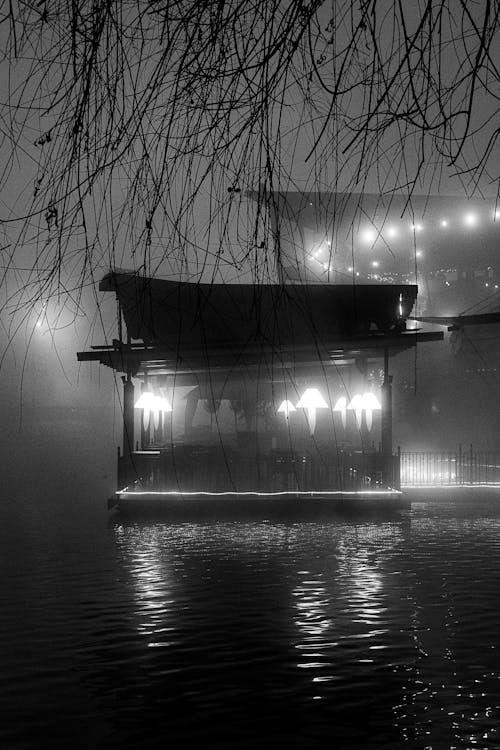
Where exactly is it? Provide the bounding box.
[464,213,477,227]
[361,228,377,244]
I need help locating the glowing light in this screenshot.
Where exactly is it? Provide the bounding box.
[348,394,364,429]
[135,392,172,412]
[36,320,43,328]
[362,392,381,431]
[495,210,500,220]
[296,388,329,435]
[347,266,353,272]
[277,399,296,418]
[371,261,379,268]
[333,396,347,428]
[386,226,398,238]
[411,223,423,232]
[416,250,423,258]
[118,489,403,498]
[361,228,377,244]
[135,391,172,430]
[464,213,477,227]
[440,219,448,228]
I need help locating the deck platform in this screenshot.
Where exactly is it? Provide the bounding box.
[110,487,410,519]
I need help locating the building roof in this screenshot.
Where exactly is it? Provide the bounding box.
[77,273,443,376]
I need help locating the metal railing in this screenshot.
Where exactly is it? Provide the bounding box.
[118,445,400,493]
[400,447,500,486]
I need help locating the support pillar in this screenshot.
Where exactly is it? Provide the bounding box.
[381,348,394,486]
[120,374,135,488]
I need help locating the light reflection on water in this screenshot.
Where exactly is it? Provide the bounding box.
[2,496,500,747]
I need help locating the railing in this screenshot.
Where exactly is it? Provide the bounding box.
[400,448,500,486]
[118,445,400,493]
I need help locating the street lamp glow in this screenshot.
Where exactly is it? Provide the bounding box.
[464,213,477,227]
[386,226,398,238]
[440,219,448,227]
[296,388,329,435]
[361,228,377,244]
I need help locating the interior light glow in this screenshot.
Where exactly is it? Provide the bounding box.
[277,399,296,417]
[464,213,477,226]
[362,392,382,431]
[296,388,329,435]
[135,391,155,409]
[333,396,347,428]
[347,394,364,429]
[135,391,172,430]
[135,392,172,412]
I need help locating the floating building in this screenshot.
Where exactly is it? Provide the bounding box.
[77,267,442,515]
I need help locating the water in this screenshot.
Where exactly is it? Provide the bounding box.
[2,491,500,748]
